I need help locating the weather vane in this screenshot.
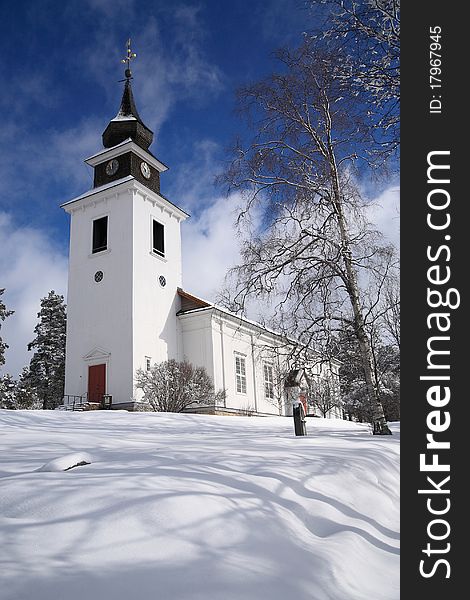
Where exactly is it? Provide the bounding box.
[121,38,137,79]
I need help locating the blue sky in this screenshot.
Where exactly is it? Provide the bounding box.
[0,0,399,376]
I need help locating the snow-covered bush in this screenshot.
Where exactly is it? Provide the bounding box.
[135,359,225,412]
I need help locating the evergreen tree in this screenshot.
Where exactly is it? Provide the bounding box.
[28,291,66,410]
[336,326,400,423]
[0,368,42,410]
[0,373,17,409]
[15,367,41,409]
[0,288,14,369]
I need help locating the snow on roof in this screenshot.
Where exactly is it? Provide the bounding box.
[60,176,134,207]
[285,369,307,387]
[84,139,169,173]
[61,176,189,220]
[111,114,138,122]
[85,138,133,162]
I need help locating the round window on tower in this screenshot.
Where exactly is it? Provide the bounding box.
[158,275,166,287]
[94,271,104,283]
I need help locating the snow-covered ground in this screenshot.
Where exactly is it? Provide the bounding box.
[0,410,399,600]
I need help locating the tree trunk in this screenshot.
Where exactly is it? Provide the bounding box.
[329,152,391,435]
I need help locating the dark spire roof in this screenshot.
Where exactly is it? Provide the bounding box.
[116,78,143,122]
[102,78,154,150]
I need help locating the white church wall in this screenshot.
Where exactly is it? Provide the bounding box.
[64,187,135,404]
[207,312,343,418]
[217,320,257,413]
[210,316,287,415]
[131,187,185,396]
[179,311,215,381]
[255,337,290,415]
[210,319,226,395]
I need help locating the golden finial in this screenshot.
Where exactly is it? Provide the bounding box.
[121,38,137,79]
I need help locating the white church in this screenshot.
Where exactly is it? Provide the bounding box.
[61,57,341,418]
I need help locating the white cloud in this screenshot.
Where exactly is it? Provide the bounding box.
[181,192,243,301]
[166,139,221,211]
[170,137,246,303]
[181,183,400,312]
[365,186,400,250]
[0,213,68,378]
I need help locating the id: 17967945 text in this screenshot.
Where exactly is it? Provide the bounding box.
[429,26,443,114]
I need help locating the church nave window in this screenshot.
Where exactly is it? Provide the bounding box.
[235,354,247,394]
[152,219,165,257]
[92,216,108,254]
[264,364,274,400]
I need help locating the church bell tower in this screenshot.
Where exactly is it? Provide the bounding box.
[62,41,188,407]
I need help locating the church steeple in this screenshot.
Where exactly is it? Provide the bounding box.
[115,78,143,123]
[102,40,153,150]
[89,40,167,195]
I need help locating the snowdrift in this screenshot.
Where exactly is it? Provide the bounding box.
[0,410,399,600]
[36,452,93,472]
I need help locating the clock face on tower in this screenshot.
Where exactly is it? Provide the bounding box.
[140,161,151,179]
[93,153,160,192]
[105,159,119,176]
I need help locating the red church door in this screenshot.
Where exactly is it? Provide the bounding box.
[88,364,106,403]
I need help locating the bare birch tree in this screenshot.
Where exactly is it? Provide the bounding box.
[268,358,292,416]
[309,371,342,418]
[380,275,400,350]
[222,43,394,434]
[307,0,400,153]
